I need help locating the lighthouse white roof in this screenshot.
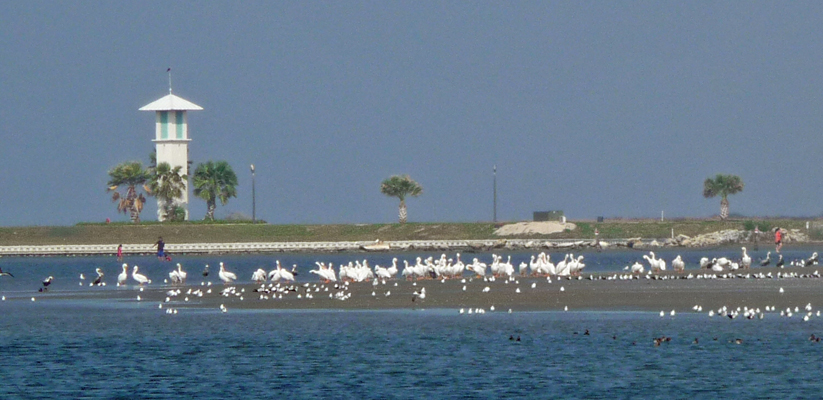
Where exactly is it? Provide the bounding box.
[139,93,203,111]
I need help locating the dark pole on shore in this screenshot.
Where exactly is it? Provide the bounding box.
[493,165,497,223]
[250,164,256,224]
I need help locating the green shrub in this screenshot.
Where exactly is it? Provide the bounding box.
[743,220,772,232]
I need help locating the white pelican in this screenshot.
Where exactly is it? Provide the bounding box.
[375,265,392,280]
[387,258,399,278]
[672,255,685,272]
[175,264,187,283]
[699,257,711,269]
[741,247,752,269]
[251,268,267,283]
[556,254,570,276]
[279,266,295,282]
[169,263,186,284]
[118,264,128,285]
[218,262,237,283]
[631,262,644,274]
[132,266,149,285]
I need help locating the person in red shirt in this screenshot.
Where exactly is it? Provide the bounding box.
[775,228,783,253]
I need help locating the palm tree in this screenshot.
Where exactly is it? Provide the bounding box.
[193,161,238,221]
[703,174,744,220]
[107,161,151,223]
[148,162,188,221]
[380,175,423,223]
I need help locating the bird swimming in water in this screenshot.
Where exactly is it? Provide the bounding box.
[202,264,210,277]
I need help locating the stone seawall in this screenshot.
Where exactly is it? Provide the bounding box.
[0,230,810,257]
[0,239,599,257]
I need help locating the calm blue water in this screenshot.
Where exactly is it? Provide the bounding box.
[2,306,823,398]
[1,248,822,398]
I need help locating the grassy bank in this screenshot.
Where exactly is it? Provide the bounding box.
[0,218,817,246]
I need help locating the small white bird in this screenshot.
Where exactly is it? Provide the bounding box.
[412,287,426,302]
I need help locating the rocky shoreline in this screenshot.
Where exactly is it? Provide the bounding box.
[0,228,812,257]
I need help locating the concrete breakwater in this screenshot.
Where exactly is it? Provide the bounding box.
[0,228,809,257]
[0,239,591,257]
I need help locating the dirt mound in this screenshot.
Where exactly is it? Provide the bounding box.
[493,221,575,236]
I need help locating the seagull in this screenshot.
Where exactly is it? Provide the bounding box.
[0,267,14,278]
[412,287,426,302]
[776,254,785,268]
[202,264,210,277]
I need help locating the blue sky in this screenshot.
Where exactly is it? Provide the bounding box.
[2,2,823,226]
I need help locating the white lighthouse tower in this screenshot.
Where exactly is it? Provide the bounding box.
[139,87,202,221]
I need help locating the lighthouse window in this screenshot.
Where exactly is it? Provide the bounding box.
[175,111,184,139]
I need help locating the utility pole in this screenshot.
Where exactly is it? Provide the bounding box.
[250,164,256,224]
[493,165,497,223]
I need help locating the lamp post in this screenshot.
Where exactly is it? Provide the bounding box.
[493,165,497,223]
[250,164,256,224]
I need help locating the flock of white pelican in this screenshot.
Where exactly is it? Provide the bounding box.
[306,252,588,283]
[623,248,819,275]
[3,248,823,320]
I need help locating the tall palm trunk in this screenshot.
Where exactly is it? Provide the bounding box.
[206,201,216,221]
[720,197,729,220]
[398,199,407,224]
[127,186,140,223]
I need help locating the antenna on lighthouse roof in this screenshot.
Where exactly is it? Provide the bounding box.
[167,67,172,94]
